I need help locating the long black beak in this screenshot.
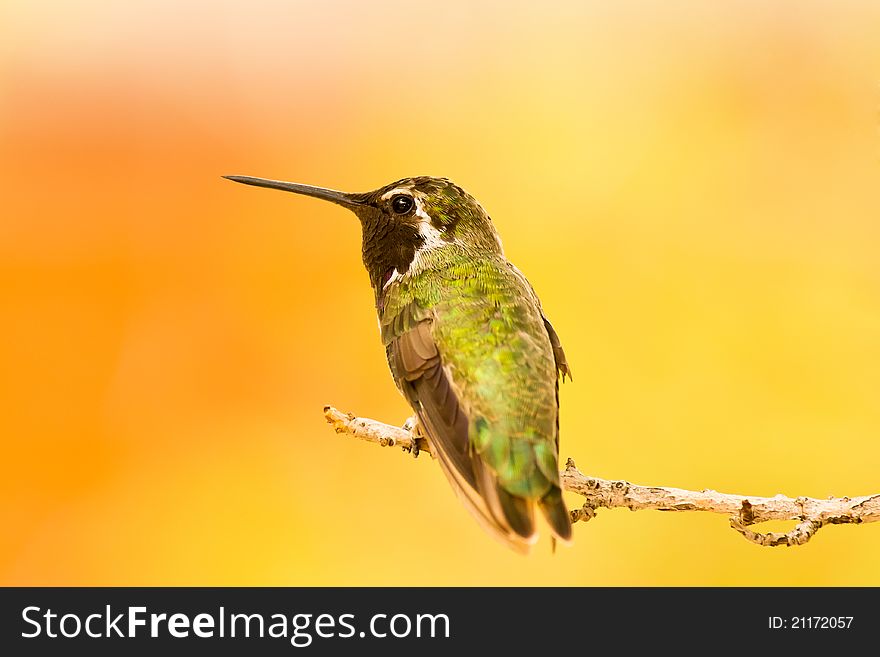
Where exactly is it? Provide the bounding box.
[223,175,361,208]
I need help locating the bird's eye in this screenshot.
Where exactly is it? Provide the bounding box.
[391,194,414,215]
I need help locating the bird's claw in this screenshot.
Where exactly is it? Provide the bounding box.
[402,415,421,459]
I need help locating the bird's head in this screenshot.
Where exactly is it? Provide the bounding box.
[224,175,502,292]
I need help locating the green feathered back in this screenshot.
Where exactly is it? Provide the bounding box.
[382,246,561,502]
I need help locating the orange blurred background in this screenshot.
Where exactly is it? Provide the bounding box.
[1,0,879,585]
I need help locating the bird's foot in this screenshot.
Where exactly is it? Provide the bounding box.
[402,415,421,458]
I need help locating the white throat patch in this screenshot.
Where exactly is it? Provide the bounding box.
[407,196,449,276]
[378,190,454,287]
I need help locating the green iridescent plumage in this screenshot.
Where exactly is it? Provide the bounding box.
[224,173,572,553]
[382,251,559,499]
[376,180,571,552]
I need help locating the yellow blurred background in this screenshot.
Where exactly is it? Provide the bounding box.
[1,0,878,586]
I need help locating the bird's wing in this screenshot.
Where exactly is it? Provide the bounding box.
[542,316,572,382]
[383,301,567,553]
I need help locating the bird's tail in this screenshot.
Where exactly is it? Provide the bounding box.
[538,485,573,544]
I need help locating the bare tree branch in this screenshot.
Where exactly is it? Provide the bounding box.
[323,406,880,547]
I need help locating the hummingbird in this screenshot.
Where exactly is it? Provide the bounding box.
[224,174,573,553]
